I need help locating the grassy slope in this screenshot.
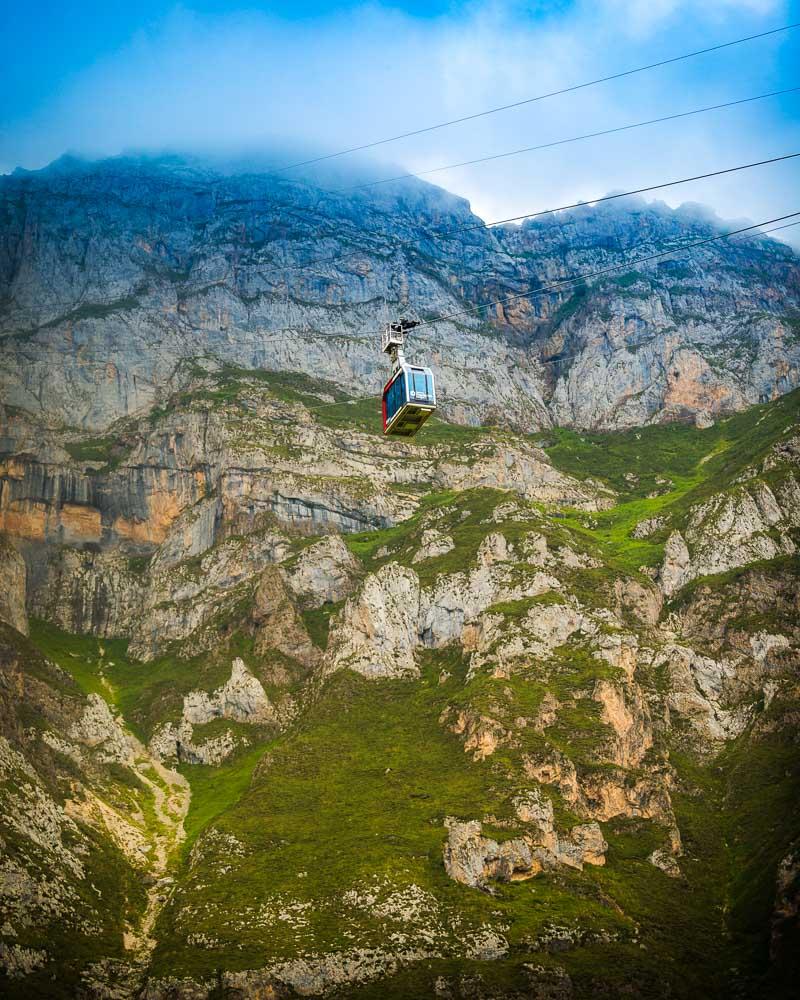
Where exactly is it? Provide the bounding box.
[0,625,148,999]
[151,658,725,999]
[536,387,800,573]
[20,380,800,996]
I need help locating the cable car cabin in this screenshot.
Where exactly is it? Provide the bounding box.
[382,364,436,437]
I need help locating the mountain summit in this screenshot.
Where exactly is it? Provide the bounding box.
[1,153,798,432]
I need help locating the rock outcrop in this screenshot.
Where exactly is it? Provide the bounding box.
[658,474,800,596]
[328,564,422,678]
[0,537,28,635]
[0,167,797,998]
[282,534,361,607]
[149,658,283,764]
[252,567,320,668]
[443,808,607,888]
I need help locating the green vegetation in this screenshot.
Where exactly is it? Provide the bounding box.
[179,743,268,850]
[535,386,800,573]
[152,662,627,979]
[10,370,800,997]
[63,436,118,464]
[40,295,141,329]
[147,657,735,998]
[301,600,344,649]
[0,625,148,1000]
[62,431,133,470]
[28,618,250,742]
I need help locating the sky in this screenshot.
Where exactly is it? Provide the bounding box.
[1,0,799,244]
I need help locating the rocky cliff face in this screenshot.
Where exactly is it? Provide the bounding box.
[1,154,798,433]
[0,364,797,998]
[0,155,799,999]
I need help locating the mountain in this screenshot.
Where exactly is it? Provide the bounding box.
[0,154,798,999]
[1,154,798,432]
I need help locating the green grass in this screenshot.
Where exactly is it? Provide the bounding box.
[179,743,269,850]
[719,734,800,994]
[0,625,149,1000]
[29,617,124,699]
[301,601,344,649]
[145,651,754,997]
[28,618,241,742]
[535,387,800,576]
[541,387,799,501]
[16,373,800,996]
[63,436,118,464]
[151,658,642,980]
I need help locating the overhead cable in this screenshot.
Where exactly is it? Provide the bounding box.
[336,86,800,192]
[273,22,800,172]
[412,211,800,333]
[274,151,800,274]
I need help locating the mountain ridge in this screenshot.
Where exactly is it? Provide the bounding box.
[1,152,798,433]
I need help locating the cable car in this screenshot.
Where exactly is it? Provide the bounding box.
[382,363,436,436]
[380,320,436,437]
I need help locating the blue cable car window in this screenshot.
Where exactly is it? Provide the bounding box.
[410,368,433,401]
[385,371,408,423]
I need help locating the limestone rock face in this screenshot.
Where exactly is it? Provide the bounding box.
[183,658,277,726]
[150,497,220,571]
[2,156,797,434]
[412,529,454,564]
[443,811,607,888]
[444,708,507,761]
[658,474,800,596]
[436,448,611,509]
[523,749,676,831]
[327,537,570,679]
[29,546,145,638]
[443,819,533,888]
[658,644,743,742]
[592,676,653,769]
[558,823,608,869]
[128,529,291,661]
[149,718,241,766]
[252,566,320,667]
[422,562,561,652]
[632,515,667,539]
[513,789,557,848]
[463,601,587,679]
[658,531,692,597]
[0,538,28,635]
[69,694,135,764]
[328,564,422,678]
[149,658,283,765]
[0,387,600,658]
[283,535,361,607]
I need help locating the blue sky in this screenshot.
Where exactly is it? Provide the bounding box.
[1,1,799,243]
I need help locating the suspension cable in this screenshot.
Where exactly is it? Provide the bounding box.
[273,22,800,172]
[335,86,800,192]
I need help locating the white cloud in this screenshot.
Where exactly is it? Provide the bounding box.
[596,0,781,38]
[2,1,798,245]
